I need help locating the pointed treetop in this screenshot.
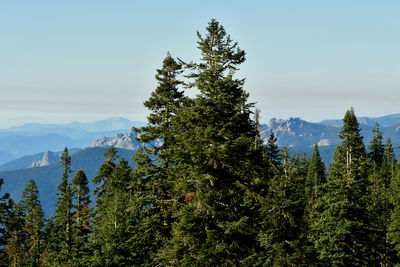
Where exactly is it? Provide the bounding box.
[195,18,245,75]
[340,107,360,139]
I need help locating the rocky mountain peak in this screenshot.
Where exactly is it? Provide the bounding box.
[92,128,162,150]
[29,151,59,168]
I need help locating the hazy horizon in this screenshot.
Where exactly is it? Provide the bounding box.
[1,1,399,128]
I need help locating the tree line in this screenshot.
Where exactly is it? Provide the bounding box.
[1,19,400,266]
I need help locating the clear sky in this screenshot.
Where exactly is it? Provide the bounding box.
[1,0,399,128]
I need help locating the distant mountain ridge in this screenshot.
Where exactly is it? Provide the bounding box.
[0,117,146,165]
[262,116,400,149]
[320,113,400,128]
[0,148,82,171]
[90,114,400,152]
[0,117,145,133]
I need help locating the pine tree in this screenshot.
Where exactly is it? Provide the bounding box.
[368,123,384,195]
[369,123,384,170]
[305,143,326,199]
[303,144,326,264]
[71,169,92,265]
[90,147,119,264]
[93,146,118,204]
[388,153,400,264]
[266,132,281,166]
[160,19,265,266]
[0,178,14,265]
[381,138,396,190]
[368,129,396,265]
[1,197,25,267]
[258,149,309,265]
[20,179,44,267]
[92,159,133,266]
[127,53,185,265]
[48,147,74,265]
[312,108,378,265]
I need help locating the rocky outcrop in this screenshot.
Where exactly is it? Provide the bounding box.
[30,151,59,168]
[92,129,162,150]
[261,118,340,147]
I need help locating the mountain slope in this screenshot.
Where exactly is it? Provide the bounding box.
[0,117,146,163]
[0,147,136,216]
[0,148,82,171]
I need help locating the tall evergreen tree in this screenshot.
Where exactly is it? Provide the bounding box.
[368,124,385,197]
[4,205,25,267]
[388,155,400,264]
[159,19,266,266]
[312,108,378,265]
[127,52,185,265]
[71,169,92,265]
[20,179,44,267]
[303,144,326,264]
[305,143,326,198]
[92,146,118,205]
[369,123,384,170]
[258,149,309,265]
[0,178,14,265]
[266,132,281,166]
[369,132,397,265]
[90,147,119,264]
[47,147,74,265]
[381,137,396,189]
[92,159,133,266]
[1,192,24,267]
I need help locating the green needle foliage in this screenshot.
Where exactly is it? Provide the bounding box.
[313,108,378,266]
[1,19,400,266]
[92,158,133,266]
[266,132,281,167]
[20,180,44,267]
[258,149,309,266]
[46,147,74,266]
[127,52,185,265]
[71,169,92,265]
[159,19,266,266]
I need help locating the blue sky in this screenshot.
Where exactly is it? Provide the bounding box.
[1,0,399,127]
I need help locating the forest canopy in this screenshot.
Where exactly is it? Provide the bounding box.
[1,19,399,266]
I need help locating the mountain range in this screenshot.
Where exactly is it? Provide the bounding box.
[0,117,145,165]
[1,113,400,217]
[261,115,400,148]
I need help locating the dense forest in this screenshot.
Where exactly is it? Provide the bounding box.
[1,19,400,266]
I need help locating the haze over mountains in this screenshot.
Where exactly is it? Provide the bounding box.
[0,113,399,217]
[0,117,146,165]
[1,113,400,170]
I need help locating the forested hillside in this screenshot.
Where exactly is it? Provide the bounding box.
[0,147,136,216]
[1,19,399,266]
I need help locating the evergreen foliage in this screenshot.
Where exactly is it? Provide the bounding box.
[0,19,400,267]
[0,178,14,265]
[20,179,44,267]
[258,149,308,265]
[125,52,185,265]
[71,169,92,265]
[313,108,378,266]
[92,158,133,266]
[157,19,267,266]
[266,132,281,166]
[47,147,74,265]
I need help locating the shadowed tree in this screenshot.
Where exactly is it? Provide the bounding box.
[312,108,378,266]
